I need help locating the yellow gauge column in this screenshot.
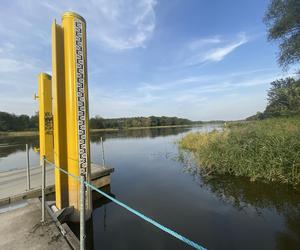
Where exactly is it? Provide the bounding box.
[62,12,92,221]
[52,20,69,209]
[38,73,54,163]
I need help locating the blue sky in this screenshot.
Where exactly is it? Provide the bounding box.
[0,0,297,120]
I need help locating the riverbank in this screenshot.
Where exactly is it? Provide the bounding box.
[0,124,198,138]
[91,124,196,132]
[179,117,300,187]
[0,131,38,138]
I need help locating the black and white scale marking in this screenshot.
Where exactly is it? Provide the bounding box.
[75,18,88,177]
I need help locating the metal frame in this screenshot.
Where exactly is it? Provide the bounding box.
[26,144,31,190]
[41,156,86,250]
[41,155,46,223]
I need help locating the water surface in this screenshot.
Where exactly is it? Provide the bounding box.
[0,126,299,250]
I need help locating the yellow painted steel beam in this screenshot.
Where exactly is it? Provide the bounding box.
[52,20,69,209]
[51,12,92,220]
[62,12,92,221]
[38,73,54,163]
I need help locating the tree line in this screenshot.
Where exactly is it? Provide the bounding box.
[90,116,193,129]
[0,112,39,131]
[247,77,300,120]
[0,112,195,131]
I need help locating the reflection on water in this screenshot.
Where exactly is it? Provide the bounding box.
[202,176,300,250]
[0,136,39,171]
[0,136,38,158]
[0,127,198,171]
[179,151,300,250]
[1,125,300,249]
[90,126,195,141]
[69,186,115,250]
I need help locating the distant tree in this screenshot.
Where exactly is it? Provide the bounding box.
[264,0,300,69]
[0,111,39,131]
[0,111,194,131]
[0,112,13,131]
[89,115,193,129]
[264,77,300,117]
[246,112,265,121]
[90,115,105,129]
[29,113,39,130]
[17,115,30,130]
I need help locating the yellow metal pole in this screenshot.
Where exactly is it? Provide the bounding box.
[52,20,69,209]
[62,12,92,221]
[38,73,54,163]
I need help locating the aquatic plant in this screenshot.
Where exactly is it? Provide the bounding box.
[179,117,300,186]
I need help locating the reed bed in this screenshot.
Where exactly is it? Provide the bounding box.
[179,117,300,186]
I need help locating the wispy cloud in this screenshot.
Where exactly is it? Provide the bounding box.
[188,36,221,50]
[40,0,157,50]
[202,34,248,62]
[0,58,36,73]
[0,1,295,120]
[185,33,248,66]
[89,68,294,119]
[136,68,277,94]
[0,0,158,115]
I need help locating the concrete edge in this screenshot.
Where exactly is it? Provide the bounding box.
[0,185,55,206]
[44,200,79,250]
[91,167,114,179]
[0,168,114,207]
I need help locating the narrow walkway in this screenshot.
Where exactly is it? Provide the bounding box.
[0,164,112,205]
[0,198,70,250]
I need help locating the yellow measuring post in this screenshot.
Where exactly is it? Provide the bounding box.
[52,12,92,221]
[52,20,69,209]
[62,12,92,221]
[37,73,54,163]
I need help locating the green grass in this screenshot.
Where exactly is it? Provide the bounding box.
[179,117,300,186]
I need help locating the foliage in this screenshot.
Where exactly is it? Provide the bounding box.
[265,77,300,117]
[248,77,300,119]
[179,117,300,186]
[0,111,193,131]
[264,0,300,69]
[0,112,38,131]
[246,111,266,121]
[90,116,193,129]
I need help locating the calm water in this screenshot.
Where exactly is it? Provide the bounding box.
[1,126,300,250]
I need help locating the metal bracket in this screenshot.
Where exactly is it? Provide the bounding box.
[54,206,74,223]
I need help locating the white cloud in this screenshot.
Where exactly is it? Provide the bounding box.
[88,68,292,119]
[0,2,296,120]
[0,58,35,73]
[188,36,221,50]
[0,0,158,115]
[135,68,276,95]
[138,82,164,92]
[39,0,157,50]
[185,33,248,66]
[203,34,248,62]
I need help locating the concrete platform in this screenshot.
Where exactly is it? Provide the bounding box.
[0,198,70,250]
[0,163,114,205]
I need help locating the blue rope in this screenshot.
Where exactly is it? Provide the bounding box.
[45,159,207,250]
[85,181,207,250]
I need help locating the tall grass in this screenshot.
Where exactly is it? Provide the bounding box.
[179,117,300,186]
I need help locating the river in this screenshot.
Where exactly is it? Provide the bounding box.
[0,125,300,250]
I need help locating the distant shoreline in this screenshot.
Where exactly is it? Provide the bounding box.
[0,124,207,138]
[91,124,196,132]
[0,131,38,138]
